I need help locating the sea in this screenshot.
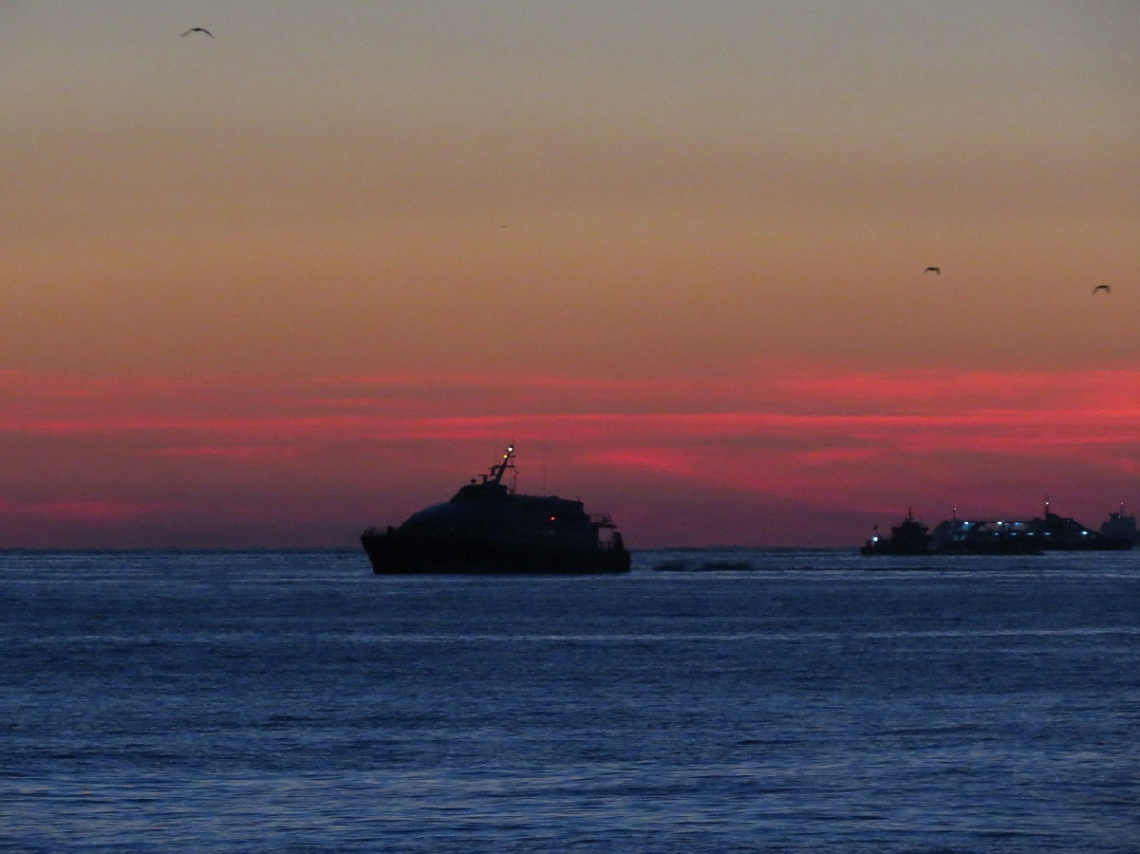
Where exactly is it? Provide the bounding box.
[1,548,1137,853]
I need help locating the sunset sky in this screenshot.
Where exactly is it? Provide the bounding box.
[2,1,1139,547]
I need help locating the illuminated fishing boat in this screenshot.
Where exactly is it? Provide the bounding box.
[1028,503,1132,551]
[927,517,1042,555]
[862,502,1132,556]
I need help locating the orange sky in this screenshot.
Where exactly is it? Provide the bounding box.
[1,3,1139,547]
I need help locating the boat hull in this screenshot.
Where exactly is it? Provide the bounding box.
[1039,537,1132,552]
[361,530,632,575]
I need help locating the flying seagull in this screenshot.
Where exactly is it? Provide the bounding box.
[181,27,213,38]
[1092,284,1111,295]
[923,266,941,275]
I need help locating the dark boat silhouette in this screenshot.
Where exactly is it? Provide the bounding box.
[1100,504,1138,545]
[860,509,932,555]
[927,517,1042,555]
[361,446,631,574]
[1028,503,1132,551]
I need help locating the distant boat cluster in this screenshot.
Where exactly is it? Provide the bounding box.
[862,504,1136,556]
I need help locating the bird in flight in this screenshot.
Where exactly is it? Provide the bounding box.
[1092,284,1111,295]
[923,267,941,275]
[181,27,214,38]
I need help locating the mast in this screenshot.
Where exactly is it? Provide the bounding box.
[485,445,515,487]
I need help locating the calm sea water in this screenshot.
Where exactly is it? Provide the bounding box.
[1,548,1137,853]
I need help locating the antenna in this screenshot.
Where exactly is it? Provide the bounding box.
[487,444,515,486]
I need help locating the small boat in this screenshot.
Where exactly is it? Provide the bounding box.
[361,446,631,574]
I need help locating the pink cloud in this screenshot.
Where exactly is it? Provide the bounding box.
[145,445,300,460]
[1,364,1139,546]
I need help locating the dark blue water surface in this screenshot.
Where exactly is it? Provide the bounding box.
[1,548,1137,852]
